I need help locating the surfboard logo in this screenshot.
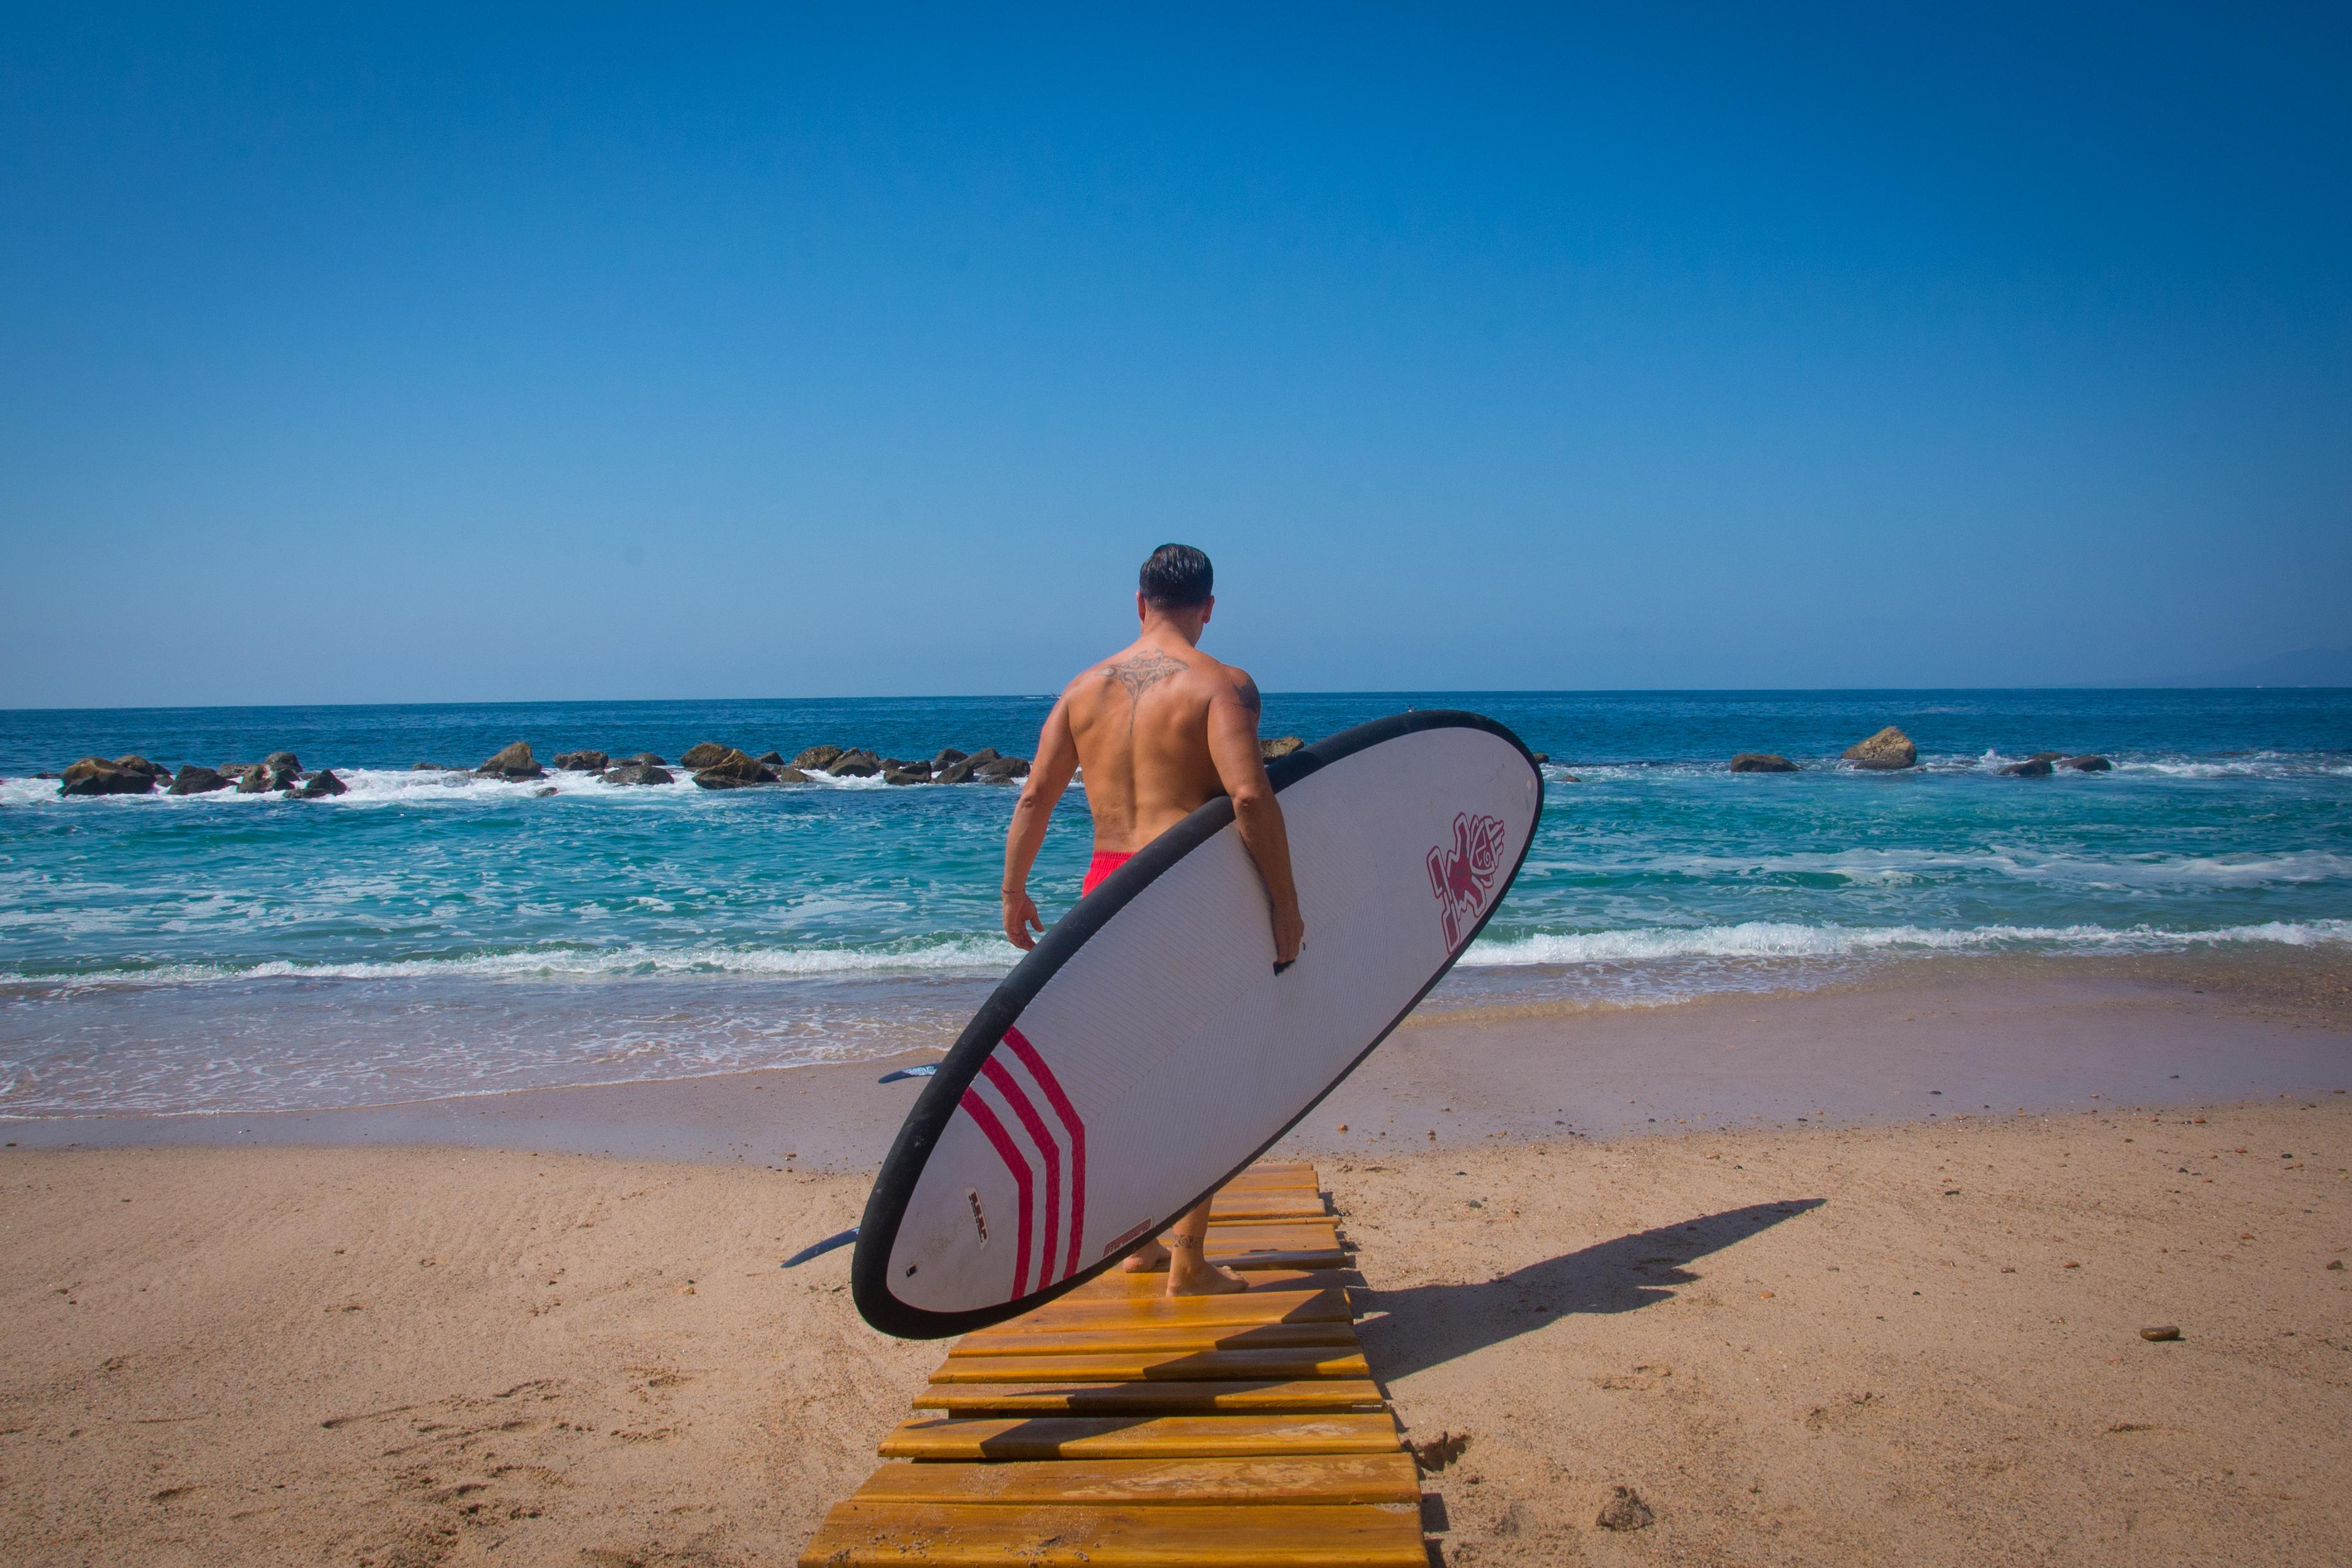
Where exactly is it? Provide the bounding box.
[954,1026,1090,1297]
[1427,811,1509,948]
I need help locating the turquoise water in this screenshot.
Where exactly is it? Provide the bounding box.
[3,691,2346,1115]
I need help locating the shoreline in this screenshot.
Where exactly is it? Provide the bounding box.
[6,949,2346,1167]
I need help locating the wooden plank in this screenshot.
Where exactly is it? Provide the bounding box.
[929,1347,1370,1384]
[951,1321,1358,1358]
[852,1454,1422,1508]
[993,1287,1354,1331]
[1208,1199,1330,1222]
[798,1500,1427,1568]
[1223,1161,1317,1180]
[1063,1267,1349,1300]
[879,1412,1404,1461]
[910,1379,1388,1415]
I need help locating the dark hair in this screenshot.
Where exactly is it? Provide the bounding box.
[1138,543,1213,609]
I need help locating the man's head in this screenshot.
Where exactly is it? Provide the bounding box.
[1137,544,1214,638]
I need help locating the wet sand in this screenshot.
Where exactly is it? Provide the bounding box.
[3,954,2348,1565]
[9,949,2348,1168]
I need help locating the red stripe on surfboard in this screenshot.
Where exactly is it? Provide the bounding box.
[1002,1026,1087,1281]
[977,1055,1060,1297]
[957,1088,1032,1296]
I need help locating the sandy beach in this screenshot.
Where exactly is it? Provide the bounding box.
[4,957,2348,1565]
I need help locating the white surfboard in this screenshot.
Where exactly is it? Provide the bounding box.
[851,711,1543,1337]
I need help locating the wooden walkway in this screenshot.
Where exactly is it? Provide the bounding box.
[800,1162,1427,1567]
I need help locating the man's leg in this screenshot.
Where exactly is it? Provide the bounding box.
[1161,1199,1248,1296]
[1117,1201,1250,1294]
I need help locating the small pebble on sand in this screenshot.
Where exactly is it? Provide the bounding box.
[1596,1485,1656,1531]
[2141,1325,2181,1342]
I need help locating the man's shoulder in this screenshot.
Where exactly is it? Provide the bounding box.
[1204,657,1262,715]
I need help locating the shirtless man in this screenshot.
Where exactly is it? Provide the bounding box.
[999,543,1305,1296]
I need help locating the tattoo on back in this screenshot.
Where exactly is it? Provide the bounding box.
[1107,650,1187,703]
[1233,676,1262,718]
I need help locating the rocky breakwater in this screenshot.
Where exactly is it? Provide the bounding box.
[476,742,545,781]
[601,759,674,785]
[688,748,810,789]
[1841,726,1918,770]
[59,755,166,796]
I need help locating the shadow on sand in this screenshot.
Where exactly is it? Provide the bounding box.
[1354,1197,1826,1382]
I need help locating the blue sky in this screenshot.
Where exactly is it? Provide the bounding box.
[3,5,2346,705]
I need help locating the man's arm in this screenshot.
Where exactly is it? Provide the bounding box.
[1205,669,1304,971]
[1001,694,1080,950]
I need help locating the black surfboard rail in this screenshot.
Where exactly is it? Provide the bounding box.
[851,709,1543,1339]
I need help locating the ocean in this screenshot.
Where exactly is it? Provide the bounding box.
[3,690,2346,1119]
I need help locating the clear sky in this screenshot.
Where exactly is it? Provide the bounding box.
[3,5,2346,706]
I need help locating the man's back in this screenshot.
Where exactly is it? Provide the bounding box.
[995,543,1303,1296]
[1060,639,1262,853]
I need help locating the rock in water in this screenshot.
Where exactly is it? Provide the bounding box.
[298,770,348,798]
[973,757,1028,783]
[934,759,976,784]
[882,768,930,785]
[551,750,609,772]
[235,764,278,794]
[113,755,170,780]
[2027,751,2065,764]
[2001,758,2055,777]
[829,749,882,778]
[754,751,786,766]
[691,749,775,788]
[2063,754,2113,771]
[1596,1485,1654,1531]
[262,751,303,778]
[771,766,810,783]
[60,757,157,796]
[602,763,674,786]
[1842,727,1918,770]
[1729,752,1800,773]
[965,747,1003,767]
[622,752,667,767]
[1260,735,1306,759]
[931,747,969,770]
[680,742,733,770]
[169,764,229,795]
[476,741,543,780]
[791,744,845,770]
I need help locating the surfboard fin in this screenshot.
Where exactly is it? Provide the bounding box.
[781,1228,858,1268]
[878,1064,940,1083]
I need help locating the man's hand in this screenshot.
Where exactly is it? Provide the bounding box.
[1003,885,1044,950]
[1271,899,1305,972]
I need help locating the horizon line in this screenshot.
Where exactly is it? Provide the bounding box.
[6,683,2349,716]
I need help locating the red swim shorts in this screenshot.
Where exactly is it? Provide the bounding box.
[1081,850,1133,896]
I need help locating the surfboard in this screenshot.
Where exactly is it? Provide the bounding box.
[851,710,1543,1338]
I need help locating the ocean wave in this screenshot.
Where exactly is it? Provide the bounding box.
[3,937,1023,991]
[1518,846,2352,889]
[1461,918,2352,967]
[0,762,965,808]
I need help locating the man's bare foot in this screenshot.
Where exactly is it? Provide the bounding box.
[1121,1239,1170,1274]
[1167,1254,1250,1296]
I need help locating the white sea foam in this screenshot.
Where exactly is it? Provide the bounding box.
[3,936,1024,991]
[1461,918,2352,967]
[1532,846,2352,889]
